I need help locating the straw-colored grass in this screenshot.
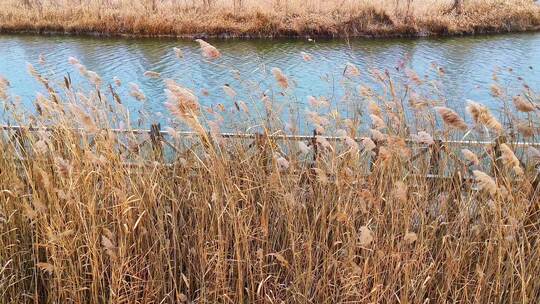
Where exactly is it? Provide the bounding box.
[0,0,539,38]
[1,41,540,303]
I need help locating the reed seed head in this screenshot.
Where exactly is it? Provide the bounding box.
[435,107,467,131]
[195,39,221,59]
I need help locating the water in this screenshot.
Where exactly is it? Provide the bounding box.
[0,33,539,128]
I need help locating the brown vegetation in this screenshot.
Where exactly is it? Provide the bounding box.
[0,0,539,38]
[2,42,540,302]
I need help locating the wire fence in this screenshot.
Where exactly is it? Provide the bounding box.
[2,124,539,183]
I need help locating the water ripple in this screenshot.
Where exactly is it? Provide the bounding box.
[0,34,539,125]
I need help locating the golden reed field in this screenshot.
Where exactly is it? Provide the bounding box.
[0,0,539,37]
[1,40,540,303]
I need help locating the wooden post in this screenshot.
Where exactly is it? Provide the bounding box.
[368,139,380,174]
[149,123,163,161]
[254,132,271,174]
[429,140,442,176]
[492,135,506,177]
[311,129,319,162]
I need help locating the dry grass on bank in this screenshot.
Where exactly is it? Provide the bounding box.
[2,41,540,303]
[0,0,539,38]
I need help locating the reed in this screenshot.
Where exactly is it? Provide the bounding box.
[1,41,540,303]
[0,0,539,38]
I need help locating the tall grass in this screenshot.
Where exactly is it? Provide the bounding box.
[1,41,540,303]
[0,0,539,38]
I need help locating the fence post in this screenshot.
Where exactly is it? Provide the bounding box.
[429,139,442,176]
[492,135,506,176]
[149,123,163,161]
[255,132,271,174]
[311,129,319,162]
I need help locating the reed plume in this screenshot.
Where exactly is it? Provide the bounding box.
[316,135,333,151]
[113,76,122,87]
[301,51,312,62]
[271,67,289,89]
[435,106,468,130]
[306,111,329,128]
[359,226,374,246]
[499,143,523,175]
[308,95,329,108]
[164,126,179,140]
[345,136,359,152]
[368,100,382,117]
[370,114,386,130]
[344,62,360,77]
[473,170,498,196]
[490,84,503,98]
[74,63,88,76]
[223,85,236,98]
[68,56,79,65]
[0,75,9,99]
[513,95,536,112]
[466,100,502,133]
[129,82,146,101]
[67,103,98,133]
[173,47,183,58]
[164,79,200,119]
[237,100,249,113]
[361,137,376,152]
[393,181,408,203]
[86,70,102,87]
[274,154,290,171]
[517,123,535,137]
[462,149,480,166]
[0,75,10,88]
[195,39,221,59]
[411,131,434,145]
[371,128,387,141]
[144,71,161,79]
[298,141,311,154]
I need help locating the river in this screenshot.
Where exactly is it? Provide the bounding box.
[0,33,539,128]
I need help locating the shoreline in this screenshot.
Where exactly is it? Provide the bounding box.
[2,25,540,41]
[1,1,539,41]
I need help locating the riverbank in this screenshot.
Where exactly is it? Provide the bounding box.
[0,0,539,38]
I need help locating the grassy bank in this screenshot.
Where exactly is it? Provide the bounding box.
[1,41,540,302]
[0,0,539,38]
